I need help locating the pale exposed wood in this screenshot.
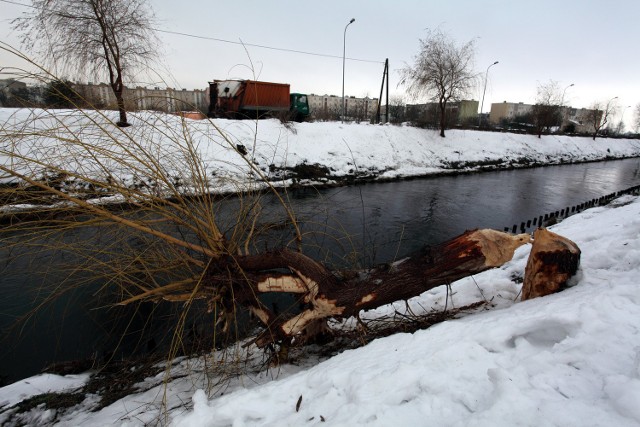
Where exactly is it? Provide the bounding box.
[281,297,344,336]
[257,276,307,293]
[471,230,532,267]
[521,228,581,301]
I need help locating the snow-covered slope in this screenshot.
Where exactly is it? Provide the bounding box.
[2,108,639,198]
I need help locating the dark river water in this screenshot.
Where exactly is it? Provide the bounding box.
[2,158,640,384]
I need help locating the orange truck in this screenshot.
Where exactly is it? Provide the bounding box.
[207,79,310,121]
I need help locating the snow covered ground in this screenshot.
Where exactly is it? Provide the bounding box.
[2,108,640,206]
[2,193,639,426]
[1,108,640,426]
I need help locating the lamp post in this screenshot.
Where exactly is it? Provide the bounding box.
[559,83,574,132]
[619,104,631,133]
[479,61,498,127]
[342,18,355,123]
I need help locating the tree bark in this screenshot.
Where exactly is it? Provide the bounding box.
[208,229,532,346]
[521,228,580,300]
[439,98,447,137]
[112,79,129,127]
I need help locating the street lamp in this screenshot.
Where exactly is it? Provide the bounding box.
[479,61,499,127]
[560,83,574,106]
[560,83,574,132]
[342,18,355,123]
[619,104,631,133]
[606,96,619,113]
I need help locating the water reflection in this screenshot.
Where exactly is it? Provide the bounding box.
[283,158,640,266]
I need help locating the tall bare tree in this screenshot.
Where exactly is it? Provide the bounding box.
[13,0,158,127]
[588,99,617,140]
[531,80,562,138]
[633,103,640,133]
[400,30,477,137]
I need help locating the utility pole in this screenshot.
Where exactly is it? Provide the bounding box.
[376,58,389,123]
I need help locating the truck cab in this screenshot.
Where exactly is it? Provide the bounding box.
[290,93,310,122]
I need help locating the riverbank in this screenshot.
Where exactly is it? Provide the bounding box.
[1,192,639,426]
[1,108,640,215]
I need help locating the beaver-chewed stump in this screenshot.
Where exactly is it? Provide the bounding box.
[521,228,581,301]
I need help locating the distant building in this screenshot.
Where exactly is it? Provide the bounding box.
[563,107,603,134]
[457,100,480,121]
[490,101,603,133]
[489,101,533,125]
[71,82,208,113]
[307,94,378,121]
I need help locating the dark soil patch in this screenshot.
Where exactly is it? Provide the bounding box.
[81,356,167,410]
[0,355,168,425]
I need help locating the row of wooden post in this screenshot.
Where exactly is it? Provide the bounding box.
[505,184,640,234]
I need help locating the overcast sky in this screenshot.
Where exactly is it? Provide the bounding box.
[1,0,639,121]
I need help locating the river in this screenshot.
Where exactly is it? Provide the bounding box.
[1,158,640,384]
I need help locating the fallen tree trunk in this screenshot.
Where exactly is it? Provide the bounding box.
[206,229,531,347]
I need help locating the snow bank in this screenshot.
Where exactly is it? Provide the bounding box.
[2,108,639,199]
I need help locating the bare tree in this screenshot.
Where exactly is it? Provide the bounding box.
[633,104,640,133]
[400,30,477,137]
[531,80,562,138]
[13,0,158,127]
[588,98,617,140]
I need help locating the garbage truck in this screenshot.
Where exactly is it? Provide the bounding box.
[207,79,310,121]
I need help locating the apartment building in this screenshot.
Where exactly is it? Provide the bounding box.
[71,82,207,113]
[563,107,603,133]
[490,101,603,133]
[307,94,379,121]
[489,101,534,124]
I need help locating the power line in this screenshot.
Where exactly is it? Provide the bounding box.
[0,0,31,6]
[1,0,383,64]
[155,28,382,64]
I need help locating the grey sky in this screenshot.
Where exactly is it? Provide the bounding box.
[2,0,639,121]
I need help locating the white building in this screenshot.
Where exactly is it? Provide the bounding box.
[307,94,379,121]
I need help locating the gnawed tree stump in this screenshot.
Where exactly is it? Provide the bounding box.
[521,228,581,301]
[206,229,531,347]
